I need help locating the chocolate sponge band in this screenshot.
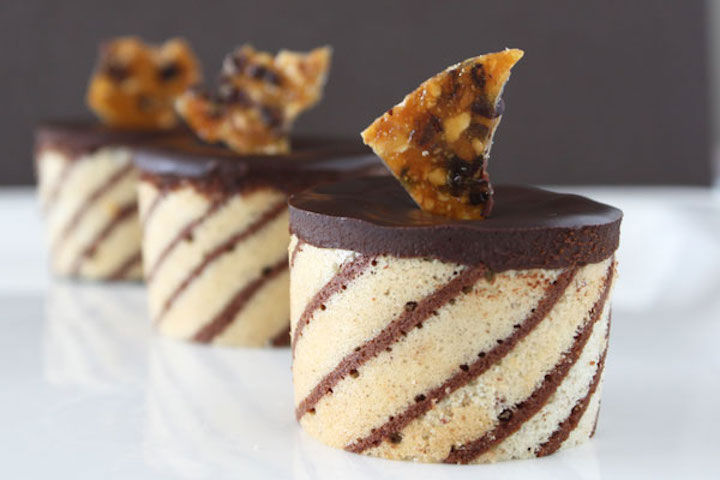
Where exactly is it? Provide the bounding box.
[289,176,622,271]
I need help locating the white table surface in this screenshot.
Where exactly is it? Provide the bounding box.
[1,186,719,480]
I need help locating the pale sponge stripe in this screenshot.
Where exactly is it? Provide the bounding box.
[37,147,142,280]
[292,248,464,401]
[141,187,286,319]
[469,306,609,463]
[139,181,294,346]
[290,235,615,463]
[138,182,214,269]
[301,260,605,451]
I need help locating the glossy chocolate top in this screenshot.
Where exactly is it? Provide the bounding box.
[289,176,622,270]
[133,134,382,194]
[35,120,186,156]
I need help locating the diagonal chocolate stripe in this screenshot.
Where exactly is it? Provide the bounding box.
[69,201,138,275]
[291,254,376,355]
[42,160,76,215]
[296,265,487,421]
[51,163,135,256]
[289,240,304,268]
[140,188,166,229]
[590,406,601,438]
[194,257,288,343]
[146,197,229,282]
[443,262,614,464]
[270,325,292,347]
[107,250,143,280]
[154,200,287,324]
[536,344,608,457]
[345,267,578,453]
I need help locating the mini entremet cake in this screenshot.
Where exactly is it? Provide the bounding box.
[289,176,621,463]
[35,121,184,280]
[135,136,381,347]
[289,49,623,464]
[35,37,201,281]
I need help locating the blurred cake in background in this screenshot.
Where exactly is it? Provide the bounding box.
[35,37,200,280]
[136,45,382,347]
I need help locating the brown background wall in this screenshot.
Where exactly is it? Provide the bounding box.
[0,0,711,185]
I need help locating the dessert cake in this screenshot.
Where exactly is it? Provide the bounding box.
[35,121,184,280]
[289,177,620,463]
[288,50,623,463]
[133,43,382,347]
[135,136,382,347]
[36,37,200,280]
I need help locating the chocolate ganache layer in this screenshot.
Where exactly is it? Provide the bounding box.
[35,120,187,158]
[289,176,622,271]
[133,135,383,194]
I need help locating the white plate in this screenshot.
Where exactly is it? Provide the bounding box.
[1,188,719,479]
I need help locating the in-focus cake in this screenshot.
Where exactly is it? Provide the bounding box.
[288,49,623,463]
[135,136,381,347]
[35,37,200,280]
[289,177,620,463]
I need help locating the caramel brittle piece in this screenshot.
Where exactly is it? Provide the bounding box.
[222,45,332,121]
[176,87,290,154]
[87,37,201,129]
[175,45,331,154]
[362,49,523,219]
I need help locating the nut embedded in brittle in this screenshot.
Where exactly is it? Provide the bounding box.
[176,45,332,154]
[361,49,524,220]
[86,37,201,129]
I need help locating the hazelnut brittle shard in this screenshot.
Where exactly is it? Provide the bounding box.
[361,49,524,219]
[87,37,201,129]
[175,45,332,154]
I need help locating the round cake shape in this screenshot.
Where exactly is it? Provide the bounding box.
[135,137,381,348]
[288,176,621,463]
[35,121,185,281]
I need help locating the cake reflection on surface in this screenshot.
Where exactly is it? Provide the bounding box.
[43,281,148,390]
[143,338,294,478]
[292,428,602,480]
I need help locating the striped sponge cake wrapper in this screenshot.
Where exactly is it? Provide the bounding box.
[290,236,615,463]
[37,147,142,280]
[139,180,292,347]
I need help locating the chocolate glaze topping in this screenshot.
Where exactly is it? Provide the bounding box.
[289,176,622,270]
[133,134,383,194]
[35,120,186,157]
